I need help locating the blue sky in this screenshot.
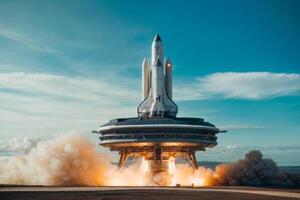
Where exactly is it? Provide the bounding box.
[0,0,300,165]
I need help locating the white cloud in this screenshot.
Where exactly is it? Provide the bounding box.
[176,72,300,100]
[219,125,267,130]
[1,71,299,139]
[0,72,138,104]
[0,25,57,53]
[0,72,139,138]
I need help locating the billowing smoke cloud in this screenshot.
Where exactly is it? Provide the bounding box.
[0,137,41,154]
[0,133,111,185]
[0,133,299,186]
[216,150,300,186]
[173,150,300,187]
[0,133,155,186]
[216,150,284,186]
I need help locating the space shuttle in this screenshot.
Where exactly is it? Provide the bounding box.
[138,34,178,118]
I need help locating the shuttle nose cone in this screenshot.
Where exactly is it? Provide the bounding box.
[153,33,162,42]
[154,57,162,66]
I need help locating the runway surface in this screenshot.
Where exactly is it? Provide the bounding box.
[1,186,300,200]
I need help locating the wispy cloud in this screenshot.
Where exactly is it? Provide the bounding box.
[176,72,300,100]
[1,71,299,139]
[0,25,58,53]
[0,72,139,138]
[0,72,138,104]
[219,125,267,130]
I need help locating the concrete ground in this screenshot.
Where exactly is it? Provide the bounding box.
[1,186,300,200]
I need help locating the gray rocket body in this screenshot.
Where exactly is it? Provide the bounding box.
[138,34,178,118]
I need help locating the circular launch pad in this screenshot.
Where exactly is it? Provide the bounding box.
[96,117,219,148]
[95,117,222,170]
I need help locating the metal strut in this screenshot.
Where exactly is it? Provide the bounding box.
[118,151,129,168]
[188,152,198,169]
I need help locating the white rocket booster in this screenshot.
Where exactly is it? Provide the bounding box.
[165,57,173,99]
[142,58,150,100]
[138,34,177,118]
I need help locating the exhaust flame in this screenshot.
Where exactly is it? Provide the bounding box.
[0,133,299,186]
[191,177,204,187]
[168,157,176,175]
[141,157,149,173]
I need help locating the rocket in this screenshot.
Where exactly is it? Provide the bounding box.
[96,33,222,172]
[138,34,178,118]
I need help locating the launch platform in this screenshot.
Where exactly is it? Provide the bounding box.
[94,34,223,173]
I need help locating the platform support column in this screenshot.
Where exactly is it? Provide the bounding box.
[154,145,162,165]
[188,152,198,169]
[118,150,129,168]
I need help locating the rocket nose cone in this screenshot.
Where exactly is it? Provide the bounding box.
[142,57,149,67]
[165,57,172,67]
[153,33,162,42]
[166,57,172,64]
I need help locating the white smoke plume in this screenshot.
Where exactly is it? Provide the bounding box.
[0,133,154,186]
[0,133,299,186]
[0,137,41,154]
[0,133,111,185]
